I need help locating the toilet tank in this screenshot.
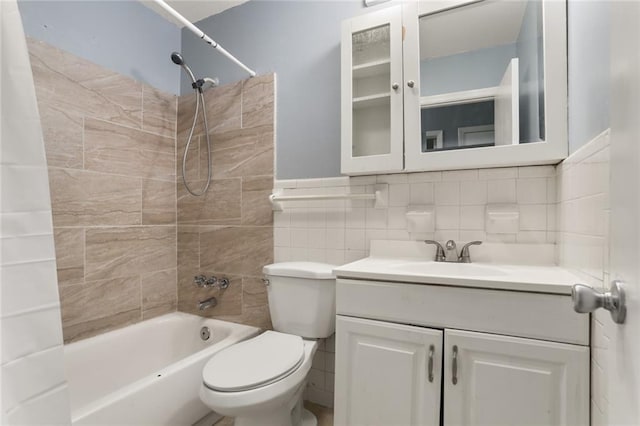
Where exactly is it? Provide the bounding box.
[262,262,336,339]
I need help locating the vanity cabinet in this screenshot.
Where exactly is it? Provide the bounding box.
[335,316,442,426]
[340,0,568,175]
[333,278,590,426]
[443,330,588,426]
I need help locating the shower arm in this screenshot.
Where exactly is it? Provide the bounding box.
[152,0,256,78]
[191,77,220,92]
[203,77,220,87]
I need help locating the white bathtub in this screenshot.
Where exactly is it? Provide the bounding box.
[64,312,260,425]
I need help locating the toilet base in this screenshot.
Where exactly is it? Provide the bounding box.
[231,382,317,426]
[301,408,318,426]
[233,406,316,426]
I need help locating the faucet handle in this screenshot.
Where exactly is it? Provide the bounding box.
[424,240,446,262]
[459,241,482,263]
[194,275,207,287]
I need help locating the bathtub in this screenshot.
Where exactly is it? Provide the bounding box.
[64,312,260,425]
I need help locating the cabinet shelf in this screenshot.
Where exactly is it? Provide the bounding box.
[420,86,498,108]
[353,59,391,78]
[352,92,391,109]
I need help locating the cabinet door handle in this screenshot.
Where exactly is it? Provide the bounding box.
[428,345,434,383]
[392,82,399,90]
[452,345,458,385]
[407,80,415,88]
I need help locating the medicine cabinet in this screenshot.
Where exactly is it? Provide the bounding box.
[341,0,568,175]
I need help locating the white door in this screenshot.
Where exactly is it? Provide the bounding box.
[341,6,404,175]
[443,329,589,426]
[494,58,520,146]
[334,316,442,426]
[606,1,640,423]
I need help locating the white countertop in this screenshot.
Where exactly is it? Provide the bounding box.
[333,240,583,295]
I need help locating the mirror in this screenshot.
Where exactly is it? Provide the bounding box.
[418,0,544,152]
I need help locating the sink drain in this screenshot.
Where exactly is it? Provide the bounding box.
[200,326,210,341]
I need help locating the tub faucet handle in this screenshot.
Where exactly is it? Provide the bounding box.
[218,277,230,289]
[194,275,207,287]
[205,276,218,287]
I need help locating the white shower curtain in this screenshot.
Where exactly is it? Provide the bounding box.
[0,0,71,424]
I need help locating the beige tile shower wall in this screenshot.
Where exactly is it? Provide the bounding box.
[175,74,275,330]
[556,130,611,426]
[28,39,178,343]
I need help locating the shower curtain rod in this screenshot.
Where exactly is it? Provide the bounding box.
[152,0,256,77]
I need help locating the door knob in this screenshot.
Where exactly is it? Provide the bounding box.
[571,280,626,324]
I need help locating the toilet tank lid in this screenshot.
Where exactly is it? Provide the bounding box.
[263,262,336,279]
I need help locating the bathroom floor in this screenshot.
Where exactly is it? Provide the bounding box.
[214,401,333,426]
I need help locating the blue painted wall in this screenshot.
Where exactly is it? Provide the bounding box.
[17,0,612,172]
[181,0,364,179]
[18,0,181,94]
[420,43,517,96]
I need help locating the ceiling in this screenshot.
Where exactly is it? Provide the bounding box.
[420,1,528,60]
[141,0,249,26]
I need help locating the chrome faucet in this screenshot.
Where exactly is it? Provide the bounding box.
[459,241,482,263]
[424,240,445,261]
[198,297,217,311]
[424,240,482,263]
[445,240,457,262]
[193,275,231,290]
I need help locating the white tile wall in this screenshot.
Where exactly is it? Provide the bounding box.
[275,165,557,266]
[277,165,557,406]
[304,335,336,407]
[1,0,70,421]
[556,130,611,424]
[285,139,609,410]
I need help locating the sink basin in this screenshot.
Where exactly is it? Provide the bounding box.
[387,261,508,277]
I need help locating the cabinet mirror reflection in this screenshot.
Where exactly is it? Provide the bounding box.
[419,0,544,152]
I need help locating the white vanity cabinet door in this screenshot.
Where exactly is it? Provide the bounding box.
[341,6,404,175]
[334,316,442,426]
[443,329,589,426]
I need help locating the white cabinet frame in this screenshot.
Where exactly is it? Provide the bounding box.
[335,316,443,426]
[402,0,568,171]
[341,6,405,175]
[443,329,589,426]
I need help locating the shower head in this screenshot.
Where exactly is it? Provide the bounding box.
[171,51,197,84]
[171,52,184,66]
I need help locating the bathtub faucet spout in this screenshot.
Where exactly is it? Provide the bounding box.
[198,297,217,311]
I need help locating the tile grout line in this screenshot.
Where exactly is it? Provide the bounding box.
[139,274,143,321]
[85,115,176,141]
[82,116,85,170]
[141,85,144,132]
[48,165,177,183]
[174,94,179,314]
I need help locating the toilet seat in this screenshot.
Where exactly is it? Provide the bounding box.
[203,331,305,392]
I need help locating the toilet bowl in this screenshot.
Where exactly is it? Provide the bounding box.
[199,262,336,426]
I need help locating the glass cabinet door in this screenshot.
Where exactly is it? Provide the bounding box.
[402,0,567,172]
[341,6,404,175]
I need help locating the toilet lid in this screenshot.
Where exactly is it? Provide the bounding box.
[203,331,305,392]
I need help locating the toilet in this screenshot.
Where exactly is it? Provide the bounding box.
[199,262,336,426]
